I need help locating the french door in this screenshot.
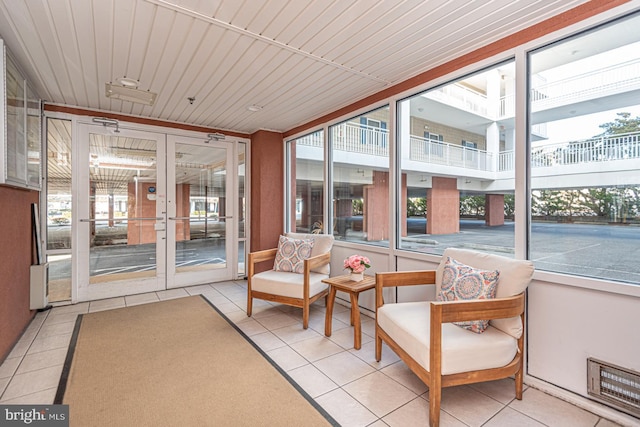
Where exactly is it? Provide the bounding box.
[75,124,233,301]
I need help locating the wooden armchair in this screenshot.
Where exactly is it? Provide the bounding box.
[247,233,334,329]
[375,248,534,427]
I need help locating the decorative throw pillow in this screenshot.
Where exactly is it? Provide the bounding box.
[437,257,500,333]
[273,235,315,274]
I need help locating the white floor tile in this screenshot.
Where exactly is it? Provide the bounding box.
[26,333,72,355]
[50,302,89,315]
[124,293,160,306]
[0,358,21,380]
[314,351,376,386]
[1,365,63,401]
[235,318,268,336]
[290,336,344,362]
[155,288,189,300]
[315,388,378,427]
[380,362,428,396]
[89,297,126,312]
[509,388,600,427]
[255,312,300,330]
[343,371,418,418]
[15,348,67,375]
[248,332,287,352]
[483,407,545,426]
[266,346,308,371]
[439,385,504,427]
[350,340,400,369]
[383,397,466,427]
[468,378,522,405]
[0,387,57,405]
[288,364,339,398]
[270,323,322,345]
[38,320,76,338]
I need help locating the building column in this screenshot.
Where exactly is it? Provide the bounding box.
[485,194,505,226]
[175,184,190,241]
[426,177,459,235]
[364,171,389,241]
[127,181,157,245]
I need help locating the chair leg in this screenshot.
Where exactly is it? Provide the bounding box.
[247,292,253,317]
[515,359,524,399]
[302,304,309,329]
[375,329,382,362]
[429,385,441,427]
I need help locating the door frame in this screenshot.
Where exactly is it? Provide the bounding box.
[166,134,235,289]
[75,123,167,301]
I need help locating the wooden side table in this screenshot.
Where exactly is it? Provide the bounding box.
[322,274,376,349]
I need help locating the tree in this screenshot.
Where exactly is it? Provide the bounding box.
[598,112,640,135]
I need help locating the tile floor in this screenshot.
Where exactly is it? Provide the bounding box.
[0,280,629,427]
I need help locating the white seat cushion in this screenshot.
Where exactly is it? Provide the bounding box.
[377,301,517,375]
[251,270,329,299]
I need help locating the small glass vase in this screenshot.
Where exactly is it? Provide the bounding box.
[350,272,364,282]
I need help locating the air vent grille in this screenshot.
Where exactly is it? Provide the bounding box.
[587,358,640,418]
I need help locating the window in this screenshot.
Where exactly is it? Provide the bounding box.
[397,61,515,256]
[286,130,325,234]
[528,12,640,285]
[331,106,390,246]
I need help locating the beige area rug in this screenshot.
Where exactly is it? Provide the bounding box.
[55,295,338,427]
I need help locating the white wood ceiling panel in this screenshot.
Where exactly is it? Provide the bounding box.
[67,0,101,108]
[0,0,596,133]
[91,0,116,111]
[243,0,289,36]
[259,0,311,41]
[181,32,255,125]
[270,1,337,47]
[0,1,53,100]
[162,26,229,123]
[204,42,287,118]
[201,44,291,126]
[309,0,409,60]
[23,1,78,105]
[151,18,211,119]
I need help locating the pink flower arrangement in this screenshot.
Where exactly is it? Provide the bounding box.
[343,254,371,274]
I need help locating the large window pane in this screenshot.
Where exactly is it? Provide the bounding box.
[330,106,390,246]
[528,12,640,284]
[288,130,324,233]
[398,62,515,256]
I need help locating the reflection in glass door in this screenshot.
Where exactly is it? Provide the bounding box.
[167,136,233,288]
[76,124,166,301]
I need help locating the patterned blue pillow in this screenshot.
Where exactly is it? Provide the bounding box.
[273,235,314,274]
[437,257,500,333]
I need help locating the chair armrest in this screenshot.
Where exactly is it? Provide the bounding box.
[247,248,278,278]
[304,251,331,273]
[431,292,525,325]
[248,248,278,264]
[375,270,436,309]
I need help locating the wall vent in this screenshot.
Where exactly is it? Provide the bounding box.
[587,358,640,418]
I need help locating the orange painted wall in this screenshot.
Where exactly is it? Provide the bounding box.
[250,130,285,272]
[0,186,38,362]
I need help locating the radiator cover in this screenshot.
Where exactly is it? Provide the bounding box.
[587,358,640,418]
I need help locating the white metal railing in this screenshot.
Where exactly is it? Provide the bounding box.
[499,131,640,171]
[500,58,640,117]
[296,123,389,156]
[295,131,323,147]
[409,136,493,171]
[425,83,488,116]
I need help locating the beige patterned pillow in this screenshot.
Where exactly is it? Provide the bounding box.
[437,257,500,333]
[273,235,314,274]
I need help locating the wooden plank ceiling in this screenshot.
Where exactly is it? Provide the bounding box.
[0,0,589,135]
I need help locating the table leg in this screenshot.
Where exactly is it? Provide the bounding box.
[325,285,337,337]
[350,292,362,349]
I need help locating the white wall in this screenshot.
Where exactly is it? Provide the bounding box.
[527,278,640,396]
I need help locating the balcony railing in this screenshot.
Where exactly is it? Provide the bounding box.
[330,123,389,156]
[409,136,493,171]
[500,57,640,116]
[499,131,640,171]
[426,83,488,116]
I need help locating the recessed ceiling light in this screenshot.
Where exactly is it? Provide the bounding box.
[247,104,263,112]
[116,77,140,87]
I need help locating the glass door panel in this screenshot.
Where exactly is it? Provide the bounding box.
[167,136,233,288]
[77,124,166,301]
